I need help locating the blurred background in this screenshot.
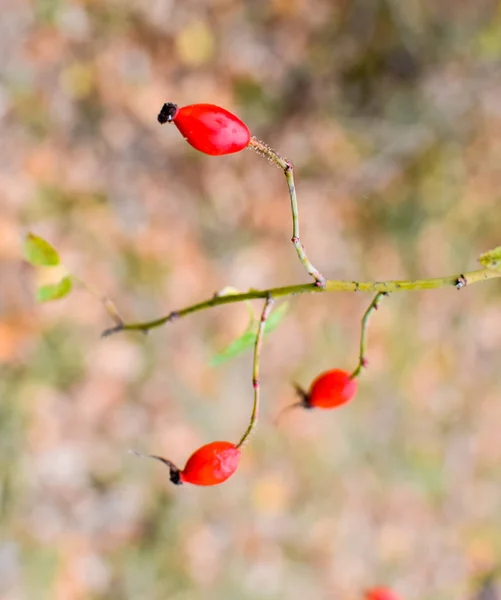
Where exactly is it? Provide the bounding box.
[1,0,501,598]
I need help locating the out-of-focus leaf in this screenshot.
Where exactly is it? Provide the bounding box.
[262,301,289,335]
[36,276,72,302]
[210,302,288,366]
[210,329,255,367]
[479,246,501,272]
[23,233,60,266]
[175,21,215,67]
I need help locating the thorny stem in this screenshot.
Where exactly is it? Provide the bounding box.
[248,137,326,288]
[351,292,388,379]
[101,267,501,337]
[236,296,275,448]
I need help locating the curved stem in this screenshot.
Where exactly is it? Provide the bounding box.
[351,292,387,379]
[236,296,275,448]
[249,137,326,287]
[101,267,501,336]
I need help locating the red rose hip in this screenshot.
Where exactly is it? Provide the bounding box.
[276,368,358,422]
[158,102,251,156]
[132,441,241,486]
[181,441,241,485]
[364,587,402,600]
[304,368,358,409]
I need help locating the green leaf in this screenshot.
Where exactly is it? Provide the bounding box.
[36,276,72,302]
[478,246,501,271]
[23,232,60,266]
[263,301,289,334]
[210,302,288,366]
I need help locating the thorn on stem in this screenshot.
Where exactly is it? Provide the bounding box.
[456,275,467,290]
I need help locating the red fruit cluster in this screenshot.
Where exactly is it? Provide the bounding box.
[139,368,359,485]
[158,102,251,156]
[142,101,366,485]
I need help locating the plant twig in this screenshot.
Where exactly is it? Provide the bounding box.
[236,295,274,448]
[249,137,326,288]
[101,267,501,337]
[351,292,388,379]
[72,275,124,329]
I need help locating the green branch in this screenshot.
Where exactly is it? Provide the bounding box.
[101,267,501,337]
[351,292,388,379]
[249,137,326,287]
[236,296,274,448]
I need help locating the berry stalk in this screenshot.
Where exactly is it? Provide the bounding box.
[351,292,388,379]
[249,137,326,288]
[236,295,275,448]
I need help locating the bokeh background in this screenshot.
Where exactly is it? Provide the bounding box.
[2,1,501,598]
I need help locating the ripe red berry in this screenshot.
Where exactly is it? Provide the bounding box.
[276,368,357,422]
[303,368,358,409]
[158,102,251,156]
[181,441,241,485]
[132,441,241,486]
[364,587,402,600]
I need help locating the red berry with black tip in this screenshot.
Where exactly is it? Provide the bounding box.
[132,441,241,486]
[364,587,402,600]
[276,369,357,422]
[302,368,358,409]
[158,102,251,156]
[181,441,241,485]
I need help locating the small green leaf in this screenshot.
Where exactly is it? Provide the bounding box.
[479,246,501,271]
[24,232,60,266]
[210,302,288,366]
[210,330,256,366]
[263,301,289,335]
[36,276,72,302]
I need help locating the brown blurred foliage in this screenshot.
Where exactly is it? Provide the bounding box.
[1,0,501,599]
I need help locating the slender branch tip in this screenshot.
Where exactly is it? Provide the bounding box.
[101,323,124,338]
